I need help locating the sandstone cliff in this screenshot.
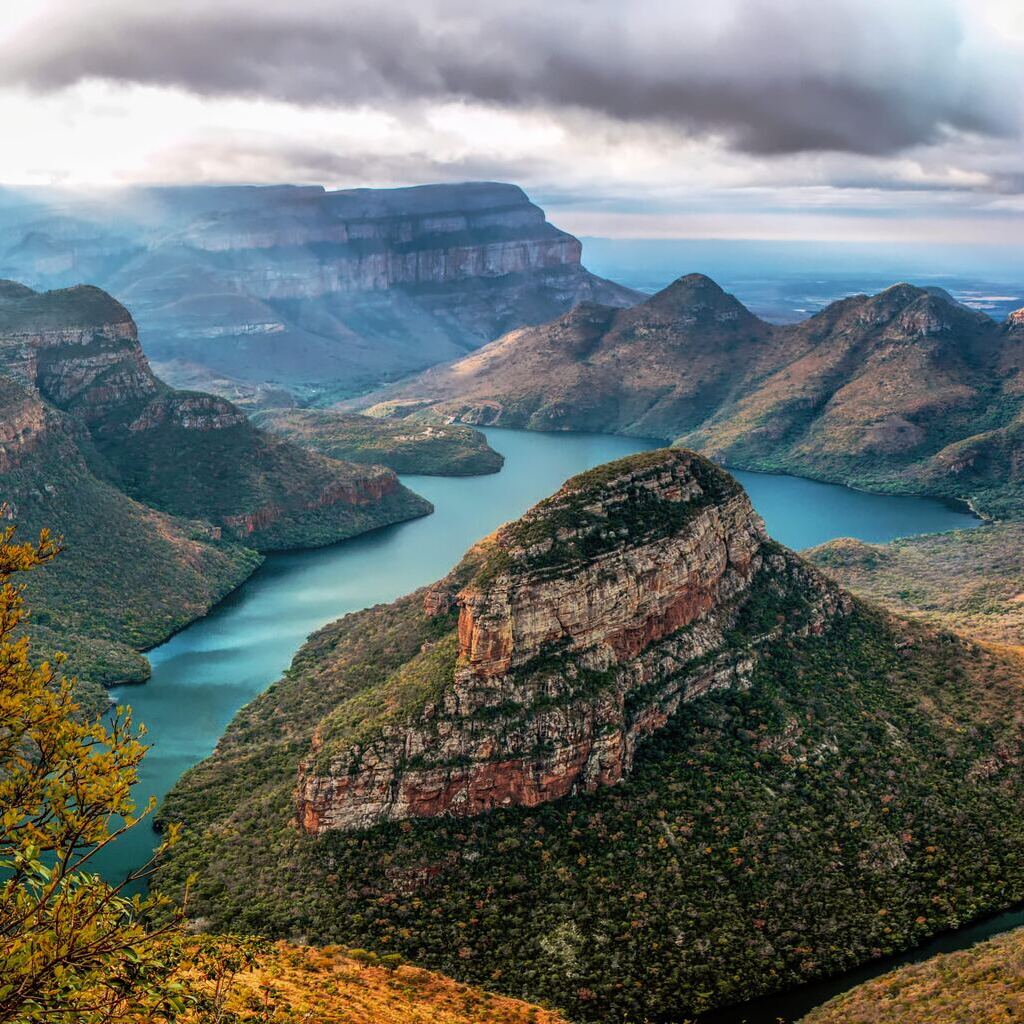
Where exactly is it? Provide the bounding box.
[0,183,642,402]
[156,450,1024,1024]
[294,449,850,833]
[0,280,431,549]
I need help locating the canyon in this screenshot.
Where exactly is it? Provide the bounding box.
[0,182,641,401]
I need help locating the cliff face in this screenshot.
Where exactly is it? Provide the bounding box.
[0,280,431,550]
[295,449,850,833]
[157,449,1024,1024]
[0,183,642,402]
[0,278,433,695]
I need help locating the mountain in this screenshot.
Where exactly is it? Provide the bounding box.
[361,275,1024,519]
[800,926,1024,1024]
[251,409,504,476]
[0,280,430,697]
[0,183,642,403]
[155,449,1024,1022]
[0,374,258,710]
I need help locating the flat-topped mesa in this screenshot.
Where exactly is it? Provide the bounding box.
[175,182,580,280]
[296,449,852,834]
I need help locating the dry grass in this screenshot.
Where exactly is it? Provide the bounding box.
[193,942,569,1024]
[802,926,1024,1024]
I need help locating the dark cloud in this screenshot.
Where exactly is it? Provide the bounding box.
[0,0,1015,157]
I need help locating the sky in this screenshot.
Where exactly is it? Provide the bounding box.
[1,0,1024,241]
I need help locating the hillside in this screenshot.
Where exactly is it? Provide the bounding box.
[184,941,569,1024]
[0,281,431,694]
[801,926,1024,1024]
[251,408,504,475]
[0,374,258,711]
[361,275,1024,519]
[155,450,1024,1023]
[0,183,642,402]
[808,526,1024,648]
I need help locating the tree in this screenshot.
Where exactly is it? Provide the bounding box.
[0,524,187,1023]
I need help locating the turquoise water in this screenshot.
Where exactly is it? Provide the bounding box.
[101,428,981,958]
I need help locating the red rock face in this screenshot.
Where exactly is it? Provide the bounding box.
[0,392,49,472]
[295,451,851,835]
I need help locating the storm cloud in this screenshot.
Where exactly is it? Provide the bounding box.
[0,0,1016,157]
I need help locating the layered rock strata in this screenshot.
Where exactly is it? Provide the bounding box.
[0,183,643,401]
[0,280,430,548]
[296,449,850,833]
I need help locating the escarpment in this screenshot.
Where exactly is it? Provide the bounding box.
[0,279,431,695]
[295,449,851,833]
[0,279,431,550]
[0,182,643,401]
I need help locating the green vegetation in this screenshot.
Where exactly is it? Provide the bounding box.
[0,282,130,331]
[0,280,433,697]
[801,926,1024,1024]
[808,524,1024,647]
[475,448,740,582]
[0,523,189,1022]
[252,409,504,476]
[154,553,1024,1023]
[0,380,260,704]
[96,405,432,550]
[315,630,460,766]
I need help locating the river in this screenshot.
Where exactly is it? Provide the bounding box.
[103,427,987,1021]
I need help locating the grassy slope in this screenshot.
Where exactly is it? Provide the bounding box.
[807,525,1024,648]
[97,409,432,550]
[154,559,1024,1023]
[801,926,1024,1024]
[187,941,569,1024]
[252,408,504,476]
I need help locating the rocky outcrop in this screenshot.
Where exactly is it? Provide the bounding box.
[0,381,51,473]
[0,279,432,552]
[0,183,642,402]
[296,449,851,834]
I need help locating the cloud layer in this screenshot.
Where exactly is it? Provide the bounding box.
[1,0,1016,157]
[0,0,1022,239]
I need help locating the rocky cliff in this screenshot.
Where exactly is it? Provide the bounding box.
[360,275,1024,519]
[0,280,431,549]
[295,449,849,833]
[0,279,432,696]
[0,183,642,402]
